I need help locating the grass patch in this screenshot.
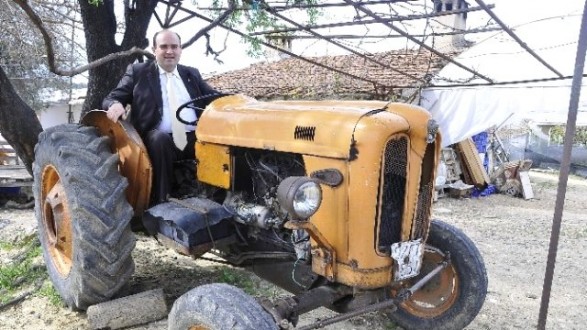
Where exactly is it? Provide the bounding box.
[216,267,257,295]
[0,241,14,250]
[0,236,46,304]
[37,282,62,306]
[214,267,284,299]
[565,226,587,239]
[0,234,38,251]
[533,180,557,190]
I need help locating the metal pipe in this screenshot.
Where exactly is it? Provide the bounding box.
[537,0,587,329]
[157,0,394,89]
[406,260,448,295]
[250,5,494,36]
[261,3,426,83]
[297,298,398,330]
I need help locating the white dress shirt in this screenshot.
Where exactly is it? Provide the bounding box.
[156,65,197,133]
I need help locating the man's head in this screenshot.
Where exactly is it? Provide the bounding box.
[152,30,182,72]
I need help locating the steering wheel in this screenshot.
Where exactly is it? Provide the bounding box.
[176,93,233,125]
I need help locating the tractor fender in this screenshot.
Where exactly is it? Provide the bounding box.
[81,110,152,217]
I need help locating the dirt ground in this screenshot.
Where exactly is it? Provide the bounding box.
[0,170,586,330]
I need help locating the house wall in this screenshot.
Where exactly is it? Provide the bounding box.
[38,102,82,129]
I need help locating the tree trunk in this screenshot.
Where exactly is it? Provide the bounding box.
[79,0,158,116]
[0,0,160,174]
[0,66,43,174]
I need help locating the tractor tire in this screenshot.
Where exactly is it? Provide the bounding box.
[33,124,135,310]
[386,220,487,330]
[168,283,279,330]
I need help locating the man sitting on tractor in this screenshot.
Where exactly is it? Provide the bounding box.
[103,29,220,205]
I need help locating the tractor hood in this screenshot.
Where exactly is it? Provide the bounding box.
[196,94,428,159]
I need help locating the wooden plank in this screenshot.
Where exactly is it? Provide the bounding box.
[0,165,32,187]
[456,138,490,186]
[518,171,534,200]
[0,167,30,179]
[0,140,21,165]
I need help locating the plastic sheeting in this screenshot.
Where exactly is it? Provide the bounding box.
[420,83,587,147]
[417,12,587,147]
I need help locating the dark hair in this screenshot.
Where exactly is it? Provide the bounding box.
[152,30,182,48]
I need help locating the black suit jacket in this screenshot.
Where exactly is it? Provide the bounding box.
[102,61,218,137]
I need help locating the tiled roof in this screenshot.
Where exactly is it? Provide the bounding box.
[207,49,449,100]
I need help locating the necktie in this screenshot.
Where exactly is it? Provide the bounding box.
[166,72,187,149]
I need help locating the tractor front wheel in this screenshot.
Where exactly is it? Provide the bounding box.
[386,220,488,330]
[168,283,278,330]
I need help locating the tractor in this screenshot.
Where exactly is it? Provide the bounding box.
[33,94,487,329]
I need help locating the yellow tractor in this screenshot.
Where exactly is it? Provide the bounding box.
[33,94,487,329]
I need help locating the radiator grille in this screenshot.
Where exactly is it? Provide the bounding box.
[294,126,316,141]
[412,142,436,239]
[377,137,407,254]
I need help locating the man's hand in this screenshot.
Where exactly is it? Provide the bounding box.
[106,102,126,123]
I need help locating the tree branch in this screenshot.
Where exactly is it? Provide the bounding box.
[13,0,153,77]
[13,0,57,71]
[182,0,237,49]
[0,279,44,312]
[204,33,226,64]
[66,47,154,76]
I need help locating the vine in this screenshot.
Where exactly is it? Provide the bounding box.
[549,125,587,146]
[202,0,322,57]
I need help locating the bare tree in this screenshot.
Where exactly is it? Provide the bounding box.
[0,0,77,173]
[0,0,77,111]
[0,0,243,173]
[0,0,167,173]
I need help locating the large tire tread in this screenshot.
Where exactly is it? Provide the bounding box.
[34,124,136,310]
[168,283,278,330]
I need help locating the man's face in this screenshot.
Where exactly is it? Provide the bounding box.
[153,31,182,72]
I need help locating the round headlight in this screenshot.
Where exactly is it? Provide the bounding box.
[277,177,322,220]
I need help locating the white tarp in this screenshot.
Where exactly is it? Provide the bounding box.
[418,13,587,147]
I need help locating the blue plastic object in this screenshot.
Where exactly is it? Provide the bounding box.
[471,132,488,153]
[472,132,490,172]
[472,184,497,198]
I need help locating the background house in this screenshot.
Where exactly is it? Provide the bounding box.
[37,88,86,129]
[207,0,470,101]
[208,50,448,101]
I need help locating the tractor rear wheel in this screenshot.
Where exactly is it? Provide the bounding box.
[386,220,488,330]
[33,124,135,310]
[168,283,278,330]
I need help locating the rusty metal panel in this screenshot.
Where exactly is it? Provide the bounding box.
[195,141,231,189]
[81,110,152,217]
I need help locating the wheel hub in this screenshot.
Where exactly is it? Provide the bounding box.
[397,247,459,318]
[41,165,73,277]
